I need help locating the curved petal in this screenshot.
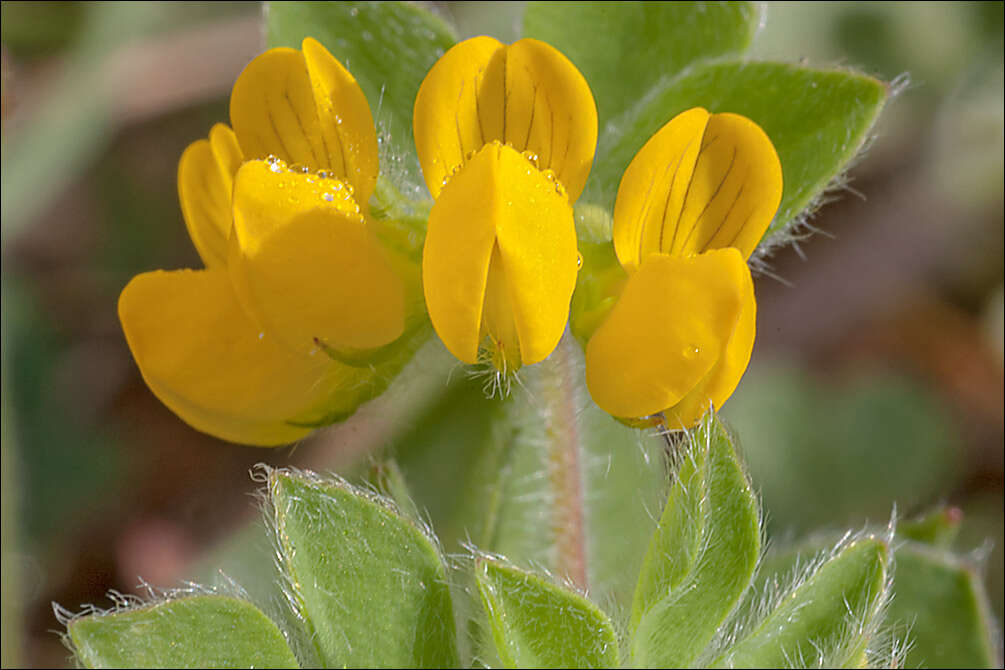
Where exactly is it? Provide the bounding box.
[414,37,597,202]
[585,249,747,419]
[665,261,756,428]
[490,144,578,365]
[177,124,243,268]
[422,142,503,364]
[423,142,578,366]
[229,160,404,354]
[230,38,378,205]
[118,269,363,446]
[613,108,782,270]
[613,108,708,273]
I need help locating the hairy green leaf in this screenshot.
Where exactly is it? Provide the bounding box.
[716,537,890,668]
[887,541,1000,669]
[899,505,963,548]
[523,1,759,129]
[269,470,458,667]
[68,595,299,669]
[475,559,619,668]
[592,62,888,249]
[630,414,760,668]
[266,1,457,196]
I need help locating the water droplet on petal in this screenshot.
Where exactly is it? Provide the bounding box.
[682,344,700,360]
[576,252,583,269]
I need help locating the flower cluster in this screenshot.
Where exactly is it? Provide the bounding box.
[119,39,409,446]
[120,36,782,445]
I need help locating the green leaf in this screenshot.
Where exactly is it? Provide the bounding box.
[886,541,1000,669]
[716,537,890,668]
[629,414,760,668]
[266,1,457,196]
[67,595,299,669]
[900,505,963,549]
[523,2,759,131]
[475,559,619,669]
[591,62,888,248]
[268,469,458,668]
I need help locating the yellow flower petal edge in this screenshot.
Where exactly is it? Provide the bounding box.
[119,269,368,446]
[663,260,755,428]
[177,123,243,268]
[422,142,578,367]
[230,37,379,205]
[585,249,748,420]
[613,107,782,271]
[228,159,405,354]
[413,36,597,202]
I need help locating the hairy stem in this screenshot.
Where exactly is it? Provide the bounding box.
[539,332,589,590]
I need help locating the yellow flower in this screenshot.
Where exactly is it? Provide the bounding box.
[118,38,408,446]
[585,108,782,428]
[413,37,597,372]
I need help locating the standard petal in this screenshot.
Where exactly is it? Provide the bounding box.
[664,259,756,428]
[503,39,597,202]
[423,143,577,366]
[585,249,747,419]
[413,36,504,199]
[230,38,378,204]
[612,107,709,273]
[118,269,363,446]
[613,109,783,269]
[414,37,597,202]
[229,160,404,354]
[177,123,243,268]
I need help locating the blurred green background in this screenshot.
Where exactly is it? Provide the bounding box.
[2,2,1002,667]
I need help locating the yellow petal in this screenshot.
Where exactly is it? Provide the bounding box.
[229,160,405,354]
[118,269,362,446]
[422,142,578,365]
[414,37,597,202]
[613,108,782,270]
[177,124,243,268]
[664,261,756,428]
[230,38,379,205]
[613,108,709,273]
[585,248,747,419]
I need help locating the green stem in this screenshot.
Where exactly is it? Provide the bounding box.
[539,332,589,590]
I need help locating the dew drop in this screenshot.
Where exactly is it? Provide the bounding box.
[322,192,335,202]
[576,252,583,269]
[682,344,700,360]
